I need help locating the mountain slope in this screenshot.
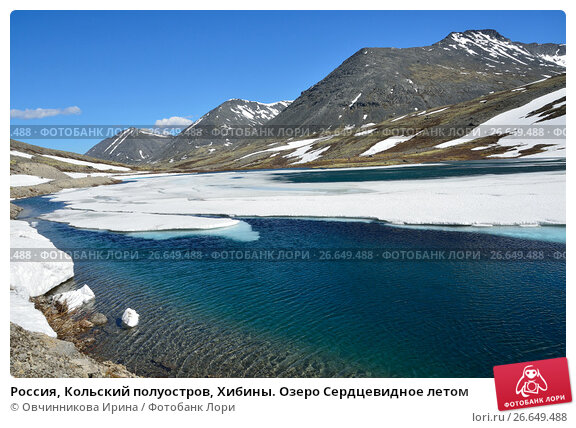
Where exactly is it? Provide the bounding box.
[10,139,134,202]
[85,128,172,165]
[267,30,565,129]
[11,139,134,173]
[165,74,565,171]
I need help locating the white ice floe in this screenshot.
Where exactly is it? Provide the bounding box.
[436,88,566,158]
[391,224,565,244]
[127,220,259,242]
[10,220,74,298]
[42,167,565,227]
[122,308,139,328]
[41,209,239,232]
[42,155,131,171]
[54,284,95,311]
[10,174,53,187]
[10,150,34,159]
[10,291,56,337]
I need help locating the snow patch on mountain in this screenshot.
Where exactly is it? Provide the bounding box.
[436,88,566,157]
[361,134,417,157]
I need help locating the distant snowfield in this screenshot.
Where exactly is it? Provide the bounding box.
[10,174,53,187]
[42,154,131,171]
[361,134,417,156]
[10,150,34,159]
[63,172,113,178]
[42,166,565,229]
[239,136,333,164]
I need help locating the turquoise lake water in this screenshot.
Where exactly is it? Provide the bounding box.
[13,160,566,377]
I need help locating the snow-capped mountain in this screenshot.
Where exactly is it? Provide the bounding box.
[191,99,292,128]
[86,100,291,164]
[437,30,565,67]
[86,128,172,164]
[149,99,292,162]
[85,29,565,169]
[268,29,565,129]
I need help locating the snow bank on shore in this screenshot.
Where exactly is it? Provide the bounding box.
[11,220,74,297]
[10,291,56,337]
[11,174,53,187]
[42,167,565,227]
[10,220,74,336]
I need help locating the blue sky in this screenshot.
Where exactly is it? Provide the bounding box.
[10,10,566,153]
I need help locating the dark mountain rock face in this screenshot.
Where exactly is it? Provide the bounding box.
[85,128,172,164]
[267,30,565,129]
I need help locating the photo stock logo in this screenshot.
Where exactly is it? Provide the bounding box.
[494,358,572,411]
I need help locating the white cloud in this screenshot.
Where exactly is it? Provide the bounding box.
[10,106,82,120]
[155,116,193,126]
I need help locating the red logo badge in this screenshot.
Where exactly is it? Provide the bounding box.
[493,358,572,411]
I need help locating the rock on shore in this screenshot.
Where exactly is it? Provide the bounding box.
[10,323,137,378]
[10,203,22,219]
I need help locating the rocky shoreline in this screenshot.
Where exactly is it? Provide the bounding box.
[10,323,136,378]
[10,175,138,378]
[11,175,121,200]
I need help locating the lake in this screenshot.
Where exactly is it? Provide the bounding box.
[13,160,566,377]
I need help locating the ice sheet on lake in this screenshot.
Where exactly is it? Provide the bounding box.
[127,220,259,242]
[41,209,240,232]
[391,224,566,243]
[42,165,565,227]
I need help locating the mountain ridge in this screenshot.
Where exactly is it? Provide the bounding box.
[84,29,565,167]
[267,29,565,129]
[85,99,292,164]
